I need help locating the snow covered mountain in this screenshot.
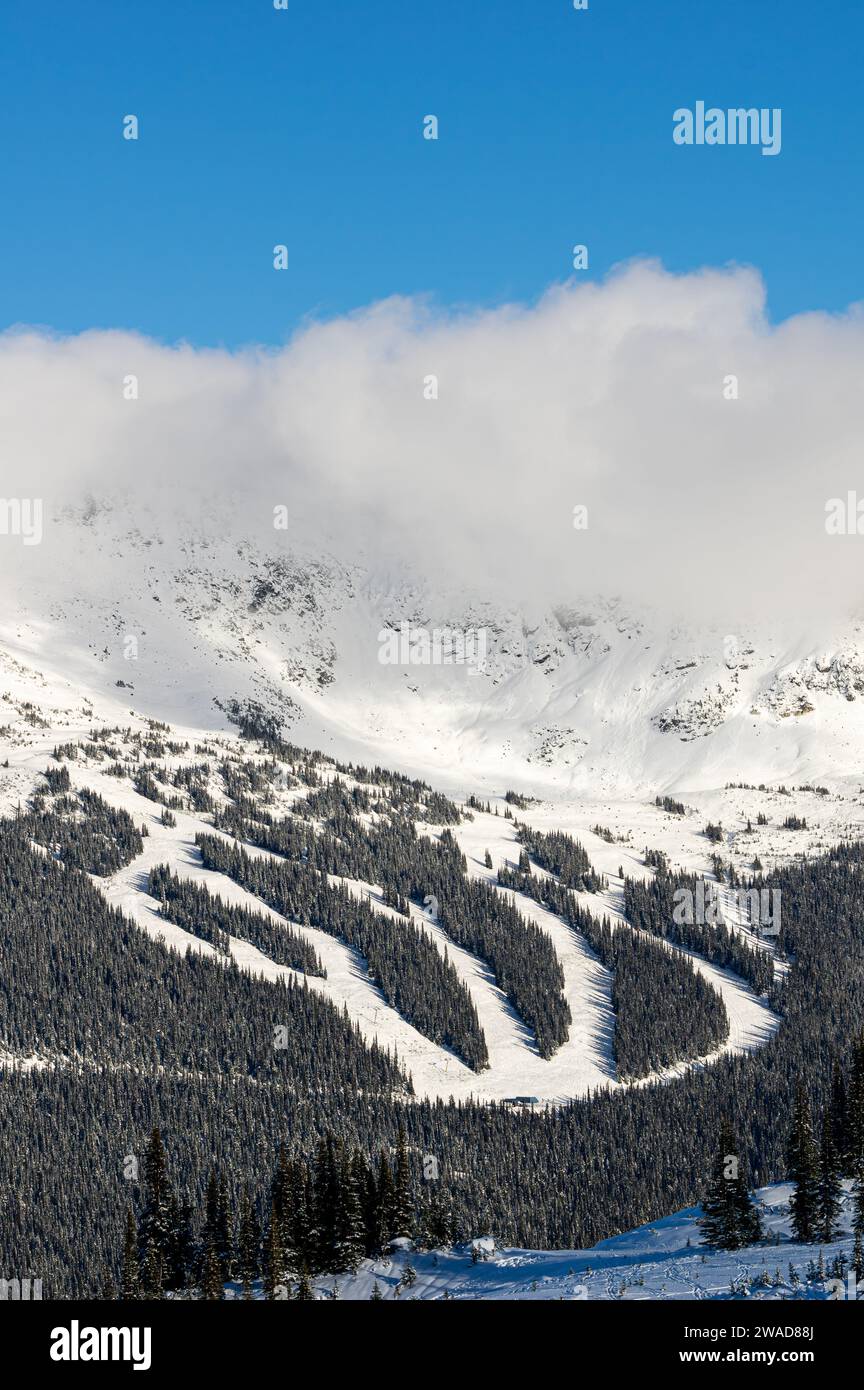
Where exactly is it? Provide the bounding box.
[3,498,864,799]
[2,499,861,1307]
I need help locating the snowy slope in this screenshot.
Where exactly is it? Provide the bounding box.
[0,645,785,1104]
[9,502,864,1109]
[4,501,864,799]
[220,1183,861,1302]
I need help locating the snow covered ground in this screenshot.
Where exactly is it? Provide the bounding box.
[216,1184,862,1302]
[7,504,864,800]
[0,651,781,1104]
[2,558,861,1306]
[11,631,864,1109]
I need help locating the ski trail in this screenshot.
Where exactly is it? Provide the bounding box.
[70,768,779,1104]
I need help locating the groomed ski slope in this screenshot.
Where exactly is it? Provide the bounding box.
[0,651,780,1104]
[70,764,778,1105]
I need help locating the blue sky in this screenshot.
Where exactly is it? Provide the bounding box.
[0,0,860,347]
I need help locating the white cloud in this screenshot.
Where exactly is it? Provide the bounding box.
[3,259,864,623]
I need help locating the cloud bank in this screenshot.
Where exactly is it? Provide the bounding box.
[3,259,864,624]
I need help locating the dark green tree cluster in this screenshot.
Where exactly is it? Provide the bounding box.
[698,1121,763,1250]
[514,822,604,892]
[586,916,729,1080]
[0,821,405,1084]
[148,865,325,975]
[624,871,774,995]
[195,833,489,1071]
[209,800,571,1059]
[498,863,728,1079]
[118,1125,452,1299]
[786,1045,864,1247]
[133,766,185,810]
[21,783,144,876]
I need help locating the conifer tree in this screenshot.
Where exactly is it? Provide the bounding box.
[120,1206,139,1301]
[425,1189,454,1248]
[787,1086,820,1244]
[697,1121,762,1251]
[334,1150,365,1272]
[201,1169,221,1280]
[237,1185,261,1297]
[852,1170,864,1284]
[816,1111,843,1243]
[263,1199,285,1299]
[200,1232,223,1301]
[166,1193,192,1293]
[284,1157,311,1272]
[375,1151,397,1249]
[830,1059,850,1172]
[216,1169,233,1279]
[138,1127,174,1279]
[140,1239,164,1300]
[271,1143,290,1224]
[392,1125,415,1241]
[362,1161,380,1256]
[847,1034,864,1177]
[313,1137,338,1271]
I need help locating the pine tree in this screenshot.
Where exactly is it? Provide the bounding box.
[847,1034,864,1176]
[120,1206,139,1300]
[137,1127,175,1282]
[787,1086,820,1244]
[313,1136,338,1271]
[263,1199,285,1299]
[200,1232,223,1301]
[216,1169,233,1279]
[375,1151,397,1249]
[284,1157,311,1273]
[697,1121,762,1251]
[852,1170,864,1285]
[333,1150,365,1272]
[816,1111,843,1243]
[166,1193,192,1293]
[392,1125,415,1241]
[830,1059,850,1172]
[201,1169,220,1283]
[140,1239,164,1300]
[361,1161,379,1256]
[425,1189,453,1248]
[295,1266,316,1301]
[237,1184,261,1297]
